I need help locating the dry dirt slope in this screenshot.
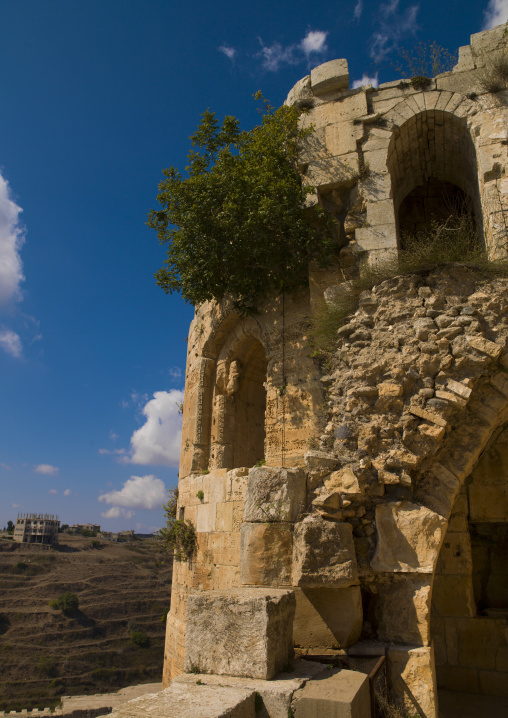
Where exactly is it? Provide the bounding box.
[0,535,172,711]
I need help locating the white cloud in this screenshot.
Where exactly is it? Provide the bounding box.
[257,29,328,72]
[128,389,183,466]
[353,0,364,20]
[34,464,59,475]
[167,366,183,382]
[49,489,58,494]
[63,489,71,496]
[219,45,236,61]
[301,30,328,57]
[0,329,22,357]
[99,447,126,456]
[370,0,419,60]
[352,72,379,88]
[0,172,24,307]
[98,474,167,510]
[1,463,12,470]
[109,430,119,441]
[483,0,508,28]
[101,506,135,520]
[12,503,20,508]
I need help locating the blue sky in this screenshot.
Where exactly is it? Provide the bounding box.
[0,0,505,532]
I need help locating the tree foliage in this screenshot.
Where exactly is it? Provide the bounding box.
[148,95,335,314]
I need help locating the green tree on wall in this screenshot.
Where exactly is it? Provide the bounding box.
[148,95,335,315]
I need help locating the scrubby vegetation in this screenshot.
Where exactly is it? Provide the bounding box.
[159,488,197,562]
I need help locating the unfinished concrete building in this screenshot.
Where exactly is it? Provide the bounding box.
[107,22,508,718]
[13,514,60,545]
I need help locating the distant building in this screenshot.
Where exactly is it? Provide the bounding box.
[13,513,60,545]
[69,523,101,534]
[98,529,135,542]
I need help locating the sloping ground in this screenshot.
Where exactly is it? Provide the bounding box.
[0,535,172,711]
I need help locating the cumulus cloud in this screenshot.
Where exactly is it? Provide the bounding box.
[34,464,59,475]
[101,506,135,520]
[301,30,328,57]
[352,72,379,88]
[127,389,183,466]
[257,29,328,72]
[63,489,71,496]
[0,329,22,357]
[98,475,167,510]
[219,45,237,61]
[353,0,363,20]
[483,0,508,28]
[0,172,24,307]
[370,0,419,61]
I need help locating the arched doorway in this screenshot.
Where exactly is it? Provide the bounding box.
[431,425,508,710]
[387,110,482,250]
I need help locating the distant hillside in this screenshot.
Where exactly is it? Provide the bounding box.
[0,535,172,711]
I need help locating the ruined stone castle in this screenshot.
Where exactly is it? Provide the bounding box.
[110,22,508,718]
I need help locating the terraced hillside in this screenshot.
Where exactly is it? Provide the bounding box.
[0,535,172,711]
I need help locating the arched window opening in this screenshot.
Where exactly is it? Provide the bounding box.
[387,110,483,252]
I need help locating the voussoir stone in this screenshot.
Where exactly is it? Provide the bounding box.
[243,466,306,523]
[184,588,295,680]
[292,516,358,587]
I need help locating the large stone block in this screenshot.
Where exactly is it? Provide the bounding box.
[376,576,431,645]
[293,586,362,648]
[240,522,293,586]
[388,645,438,718]
[371,501,446,573]
[243,466,306,523]
[292,668,370,718]
[292,516,358,588]
[311,59,349,95]
[184,588,296,680]
[106,682,256,718]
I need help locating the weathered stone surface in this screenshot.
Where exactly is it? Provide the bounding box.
[325,467,362,495]
[292,668,370,718]
[293,516,358,587]
[240,523,292,586]
[310,59,349,95]
[243,466,306,523]
[184,589,295,680]
[106,683,256,718]
[371,502,446,573]
[376,577,431,644]
[174,660,326,718]
[388,645,437,718]
[293,586,362,648]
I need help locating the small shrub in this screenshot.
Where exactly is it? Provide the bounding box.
[189,663,201,674]
[161,606,170,623]
[89,539,102,549]
[14,561,28,572]
[51,591,79,616]
[130,630,150,648]
[476,51,508,93]
[38,655,58,678]
[196,679,204,685]
[393,41,457,79]
[254,459,266,467]
[410,76,432,90]
[0,614,10,635]
[196,490,204,501]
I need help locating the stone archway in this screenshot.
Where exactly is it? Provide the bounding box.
[431,424,508,701]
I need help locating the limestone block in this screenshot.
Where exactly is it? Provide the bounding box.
[456,616,504,670]
[305,154,359,190]
[292,516,358,587]
[305,451,339,475]
[431,574,476,617]
[293,586,362,648]
[454,45,475,72]
[292,668,370,718]
[196,503,217,533]
[479,670,508,698]
[363,127,392,152]
[355,225,397,252]
[437,665,479,693]
[243,466,306,523]
[365,200,396,227]
[225,467,249,502]
[240,523,293,586]
[285,74,313,108]
[311,59,349,95]
[107,683,256,718]
[325,467,362,496]
[371,501,446,573]
[388,645,438,718]
[216,502,234,532]
[312,491,341,511]
[376,576,431,645]
[325,122,363,156]
[184,588,296,680]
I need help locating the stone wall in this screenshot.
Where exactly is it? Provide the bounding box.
[164,23,508,718]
